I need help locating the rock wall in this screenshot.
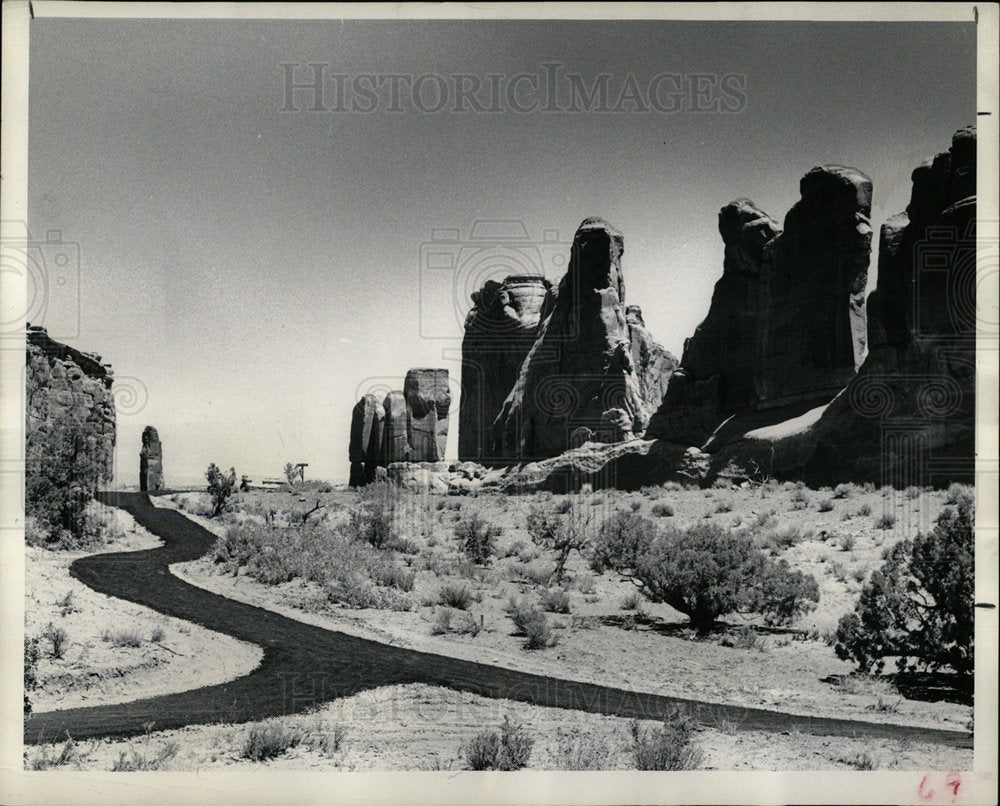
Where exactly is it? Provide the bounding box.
[26,325,116,491]
[459,275,553,462]
[648,166,872,446]
[139,425,163,491]
[404,368,451,462]
[348,394,384,487]
[626,305,677,418]
[494,218,650,459]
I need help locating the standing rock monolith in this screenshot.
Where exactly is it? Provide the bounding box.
[404,368,451,462]
[348,393,385,486]
[381,390,410,464]
[139,426,164,492]
[459,275,553,462]
[495,217,648,459]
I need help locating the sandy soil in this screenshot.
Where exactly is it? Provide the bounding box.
[164,484,971,734]
[24,505,263,715]
[24,682,971,772]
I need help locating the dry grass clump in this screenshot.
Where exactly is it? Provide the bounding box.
[463,716,534,770]
[630,709,703,770]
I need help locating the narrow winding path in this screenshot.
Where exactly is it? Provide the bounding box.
[24,492,971,748]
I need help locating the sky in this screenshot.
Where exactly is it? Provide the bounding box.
[26,17,977,487]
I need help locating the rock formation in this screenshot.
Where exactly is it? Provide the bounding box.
[348,394,384,487]
[625,305,678,417]
[494,218,650,460]
[459,275,553,462]
[139,426,164,491]
[26,324,116,494]
[648,165,872,446]
[404,368,451,462]
[803,127,977,486]
[381,390,410,464]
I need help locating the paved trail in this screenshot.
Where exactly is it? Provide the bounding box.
[24,492,971,748]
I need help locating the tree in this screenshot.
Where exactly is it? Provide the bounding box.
[525,503,592,585]
[25,421,103,542]
[593,521,819,632]
[205,463,237,516]
[284,462,298,487]
[835,499,974,675]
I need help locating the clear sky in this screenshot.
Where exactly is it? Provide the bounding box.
[27,18,976,487]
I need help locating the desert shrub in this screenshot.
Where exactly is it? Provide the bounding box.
[309,721,348,757]
[101,627,142,648]
[574,573,596,594]
[767,527,811,551]
[241,721,305,761]
[945,483,974,507]
[714,498,733,514]
[817,499,834,513]
[283,462,299,486]
[836,499,974,675]
[857,503,872,517]
[904,485,922,500]
[438,583,473,610]
[726,625,769,652]
[839,534,856,552]
[621,591,642,610]
[29,735,81,770]
[833,483,857,499]
[24,637,40,716]
[651,503,674,518]
[540,588,571,614]
[212,523,410,610]
[389,536,421,555]
[431,608,453,635]
[525,504,591,585]
[205,463,237,516]
[507,600,558,649]
[593,522,819,632]
[346,480,398,548]
[150,626,166,643]
[463,716,533,770]
[555,731,612,770]
[631,709,703,770]
[43,622,69,659]
[111,734,180,771]
[454,514,501,565]
[875,513,896,530]
[590,511,657,574]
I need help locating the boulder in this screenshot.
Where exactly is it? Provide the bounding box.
[404,368,450,462]
[459,275,553,462]
[495,217,649,459]
[139,425,164,491]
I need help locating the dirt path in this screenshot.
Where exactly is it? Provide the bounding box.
[23,492,972,748]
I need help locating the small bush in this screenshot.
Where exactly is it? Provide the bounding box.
[241,721,305,761]
[621,591,642,610]
[540,589,571,614]
[833,483,857,499]
[839,534,856,552]
[101,627,143,648]
[43,622,69,659]
[150,626,166,643]
[57,590,79,617]
[507,600,558,649]
[651,503,674,518]
[817,499,834,513]
[555,731,612,770]
[112,741,180,771]
[431,608,454,635]
[438,583,473,610]
[525,505,590,585]
[373,563,416,592]
[463,716,534,771]
[856,503,872,517]
[590,511,657,574]
[574,573,596,594]
[767,527,810,551]
[454,514,501,565]
[875,513,896,530]
[346,481,398,549]
[205,463,237,516]
[24,637,40,716]
[29,735,81,770]
[945,483,974,507]
[714,499,733,514]
[904,485,922,500]
[727,625,769,652]
[631,709,703,770]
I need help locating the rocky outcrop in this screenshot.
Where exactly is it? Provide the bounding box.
[26,325,116,492]
[348,394,384,487]
[648,166,872,446]
[625,305,677,417]
[459,275,553,462]
[381,390,410,464]
[647,199,780,444]
[139,426,163,491]
[803,127,977,486]
[404,368,451,462]
[494,218,650,459]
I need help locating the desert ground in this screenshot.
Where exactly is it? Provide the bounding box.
[24,480,974,771]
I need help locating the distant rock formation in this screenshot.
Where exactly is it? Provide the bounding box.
[348,369,451,482]
[459,275,553,462]
[25,325,116,494]
[626,305,678,418]
[494,218,650,459]
[404,368,451,462]
[139,426,163,491]
[348,394,384,487]
[648,165,872,446]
